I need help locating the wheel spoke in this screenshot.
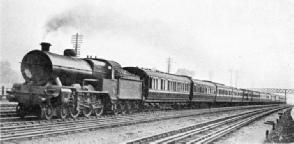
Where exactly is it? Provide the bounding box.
[69,106,80,119]
[82,106,92,117]
[58,105,68,119]
[45,105,53,120]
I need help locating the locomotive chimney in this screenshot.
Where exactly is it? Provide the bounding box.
[40,42,51,52]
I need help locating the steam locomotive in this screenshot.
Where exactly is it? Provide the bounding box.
[7,42,286,120]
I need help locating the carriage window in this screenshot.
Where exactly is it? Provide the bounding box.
[153,79,155,89]
[172,82,175,91]
[149,77,152,89]
[181,83,183,91]
[164,80,167,90]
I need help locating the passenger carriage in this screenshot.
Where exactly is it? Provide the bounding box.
[251,91,260,102]
[259,92,268,103]
[241,89,251,103]
[124,67,191,108]
[191,79,216,102]
[232,88,243,103]
[213,83,233,102]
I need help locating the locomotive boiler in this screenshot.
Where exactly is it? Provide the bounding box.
[7,42,143,119]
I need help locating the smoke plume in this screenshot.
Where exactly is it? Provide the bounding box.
[43,4,197,56]
[44,4,118,36]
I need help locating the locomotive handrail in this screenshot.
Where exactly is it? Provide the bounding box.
[119,77,143,82]
[20,62,93,72]
[75,90,109,94]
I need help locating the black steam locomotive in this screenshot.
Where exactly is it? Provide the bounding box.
[7,42,286,120]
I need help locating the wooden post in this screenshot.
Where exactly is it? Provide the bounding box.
[285,89,287,103]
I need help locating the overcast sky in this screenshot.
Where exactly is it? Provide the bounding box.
[1,0,293,103]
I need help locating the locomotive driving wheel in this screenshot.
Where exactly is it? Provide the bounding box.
[69,106,80,119]
[45,105,53,120]
[82,95,92,117]
[82,107,92,117]
[58,105,68,119]
[16,103,26,118]
[93,99,104,116]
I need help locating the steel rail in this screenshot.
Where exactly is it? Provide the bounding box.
[191,107,289,144]
[0,104,273,127]
[124,105,289,144]
[0,105,276,142]
[0,104,17,107]
[0,109,220,141]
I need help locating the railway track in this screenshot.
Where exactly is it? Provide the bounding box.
[0,112,17,117]
[124,105,289,144]
[0,105,277,142]
[0,105,272,127]
[0,104,17,107]
[0,107,16,118]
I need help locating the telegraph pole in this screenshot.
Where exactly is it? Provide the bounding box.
[229,69,233,86]
[209,71,213,81]
[166,57,173,73]
[235,70,238,88]
[71,33,83,57]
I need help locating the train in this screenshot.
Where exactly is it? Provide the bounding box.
[6,42,286,120]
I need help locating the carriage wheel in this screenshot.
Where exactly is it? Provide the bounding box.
[149,103,156,113]
[112,103,119,115]
[16,104,26,118]
[45,105,53,120]
[94,107,104,116]
[58,105,68,119]
[126,102,133,114]
[69,106,80,119]
[82,107,92,117]
[117,103,126,115]
[113,109,119,115]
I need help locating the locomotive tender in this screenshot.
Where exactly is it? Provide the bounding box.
[7,42,286,120]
